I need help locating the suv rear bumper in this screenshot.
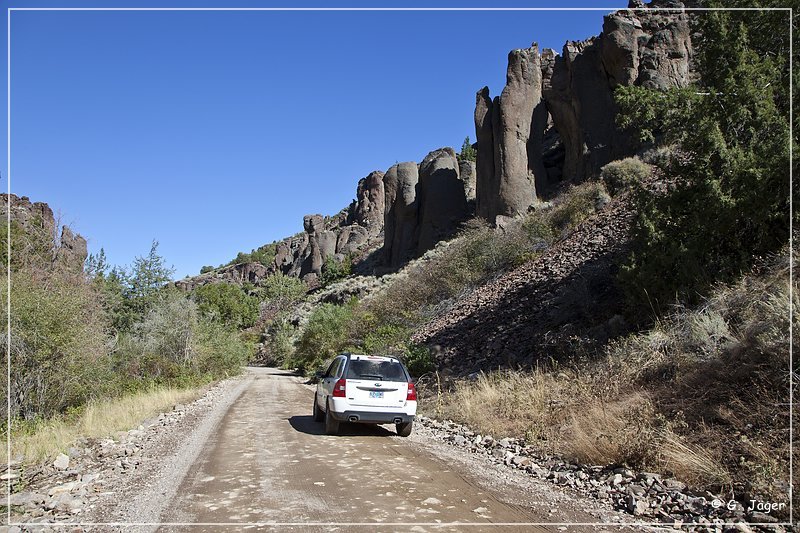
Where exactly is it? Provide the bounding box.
[331,410,415,424]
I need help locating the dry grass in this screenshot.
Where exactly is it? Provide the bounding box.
[659,433,731,487]
[429,369,567,445]
[426,248,792,507]
[6,385,205,465]
[565,393,665,467]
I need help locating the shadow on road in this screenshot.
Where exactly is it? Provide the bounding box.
[287,416,396,437]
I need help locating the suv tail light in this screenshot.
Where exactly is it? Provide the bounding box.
[406,382,417,401]
[332,378,347,398]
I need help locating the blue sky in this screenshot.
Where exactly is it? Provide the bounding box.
[3,1,626,279]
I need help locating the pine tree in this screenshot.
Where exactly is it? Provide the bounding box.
[458,136,476,162]
[616,7,791,313]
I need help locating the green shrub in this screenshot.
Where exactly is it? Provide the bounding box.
[193,319,251,378]
[362,324,412,355]
[136,292,200,366]
[292,302,356,372]
[2,269,111,421]
[543,181,610,233]
[193,282,259,328]
[259,273,307,303]
[600,157,653,196]
[264,318,296,365]
[615,8,790,314]
[114,292,250,384]
[320,255,352,286]
[0,218,56,273]
[402,344,436,377]
[226,243,277,268]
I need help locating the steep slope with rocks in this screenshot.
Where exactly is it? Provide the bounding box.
[411,192,636,373]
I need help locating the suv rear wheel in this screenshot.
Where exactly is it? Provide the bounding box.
[324,400,340,435]
[396,421,413,437]
[312,395,324,422]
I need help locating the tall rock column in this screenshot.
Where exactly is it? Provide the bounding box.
[383,162,420,268]
[300,214,324,279]
[416,148,470,255]
[350,170,385,236]
[475,45,547,222]
[474,87,496,219]
[494,44,545,217]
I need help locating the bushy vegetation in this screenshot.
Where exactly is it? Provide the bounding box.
[428,249,791,508]
[223,242,277,269]
[192,282,259,329]
[1,221,253,431]
[600,157,652,196]
[320,254,352,286]
[289,301,356,373]
[4,268,111,421]
[615,6,792,314]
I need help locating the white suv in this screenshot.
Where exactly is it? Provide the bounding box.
[312,353,417,437]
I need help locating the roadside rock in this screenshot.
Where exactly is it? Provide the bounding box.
[52,454,70,471]
[414,415,772,530]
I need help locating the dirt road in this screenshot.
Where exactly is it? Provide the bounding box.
[158,368,546,531]
[89,367,641,532]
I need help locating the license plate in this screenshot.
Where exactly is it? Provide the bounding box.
[369,391,384,399]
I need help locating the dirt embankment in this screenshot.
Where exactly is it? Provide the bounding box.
[412,197,635,373]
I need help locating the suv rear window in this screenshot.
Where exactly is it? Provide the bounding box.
[345,360,408,382]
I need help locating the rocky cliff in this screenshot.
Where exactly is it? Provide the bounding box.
[182,0,692,290]
[474,0,692,223]
[0,194,88,272]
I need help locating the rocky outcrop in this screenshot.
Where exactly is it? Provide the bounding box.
[417,148,470,254]
[458,160,477,203]
[350,171,385,236]
[383,149,474,269]
[175,261,270,291]
[57,226,88,272]
[178,170,390,289]
[473,1,692,219]
[544,2,691,183]
[475,45,546,222]
[383,162,420,268]
[182,1,692,288]
[0,194,87,272]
